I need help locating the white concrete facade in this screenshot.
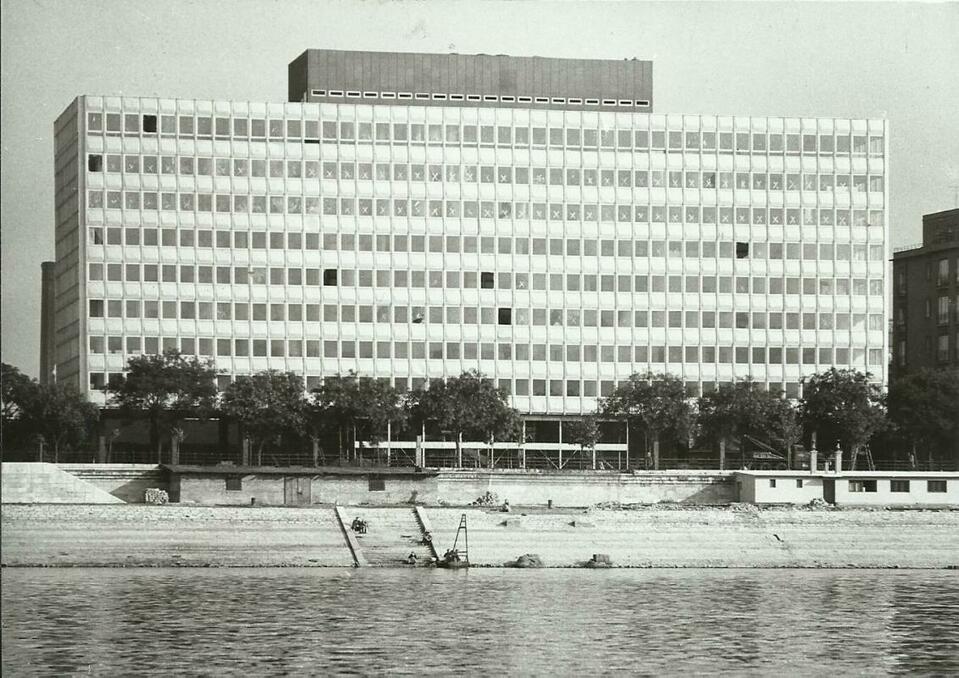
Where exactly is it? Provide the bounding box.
[737,471,957,506]
[57,94,889,414]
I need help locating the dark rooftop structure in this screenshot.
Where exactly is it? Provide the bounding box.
[288,49,653,112]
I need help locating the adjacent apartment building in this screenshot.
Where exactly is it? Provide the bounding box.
[51,49,889,414]
[891,208,959,378]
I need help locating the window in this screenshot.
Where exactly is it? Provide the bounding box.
[796,479,804,489]
[736,242,749,259]
[368,475,386,492]
[848,479,877,493]
[927,480,947,493]
[142,114,158,133]
[498,308,512,325]
[769,479,777,488]
[225,476,242,491]
[890,480,910,493]
[88,154,103,172]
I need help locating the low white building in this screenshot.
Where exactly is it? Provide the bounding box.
[737,471,957,507]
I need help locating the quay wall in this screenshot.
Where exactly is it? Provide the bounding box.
[435,470,736,506]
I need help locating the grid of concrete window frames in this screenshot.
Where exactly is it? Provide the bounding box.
[80,96,888,411]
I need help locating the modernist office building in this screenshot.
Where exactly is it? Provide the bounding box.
[891,208,959,378]
[52,49,889,415]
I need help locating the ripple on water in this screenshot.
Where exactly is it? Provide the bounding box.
[2,568,959,676]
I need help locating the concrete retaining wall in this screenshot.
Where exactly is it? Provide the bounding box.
[58,464,168,503]
[435,470,736,507]
[174,473,438,506]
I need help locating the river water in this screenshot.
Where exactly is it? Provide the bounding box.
[2,568,958,676]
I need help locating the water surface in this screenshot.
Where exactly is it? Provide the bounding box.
[3,569,958,675]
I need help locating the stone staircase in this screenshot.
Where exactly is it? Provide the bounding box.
[350,508,435,567]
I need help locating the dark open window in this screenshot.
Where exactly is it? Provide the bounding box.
[225,476,242,491]
[890,480,910,493]
[849,479,877,493]
[88,154,103,172]
[323,269,338,286]
[927,480,947,493]
[498,308,512,325]
[142,114,158,133]
[368,475,385,492]
[736,242,749,258]
[480,271,495,289]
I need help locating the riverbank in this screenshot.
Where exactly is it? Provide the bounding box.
[3,503,958,569]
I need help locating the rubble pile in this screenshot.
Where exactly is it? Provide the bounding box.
[472,491,499,506]
[144,488,169,505]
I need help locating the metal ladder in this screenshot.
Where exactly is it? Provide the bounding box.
[850,445,876,471]
[450,513,469,563]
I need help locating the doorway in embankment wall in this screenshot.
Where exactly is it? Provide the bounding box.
[284,477,312,505]
[823,477,835,504]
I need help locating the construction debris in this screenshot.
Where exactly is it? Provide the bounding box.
[144,488,168,505]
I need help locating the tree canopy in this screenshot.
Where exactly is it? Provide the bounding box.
[1,363,98,459]
[412,370,517,441]
[307,372,407,461]
[698,380,798,447]
[887,368,959,464]
[220,370,306,461]
[800,368,886,452]
[598,372,693,443]
[108,349,218,459]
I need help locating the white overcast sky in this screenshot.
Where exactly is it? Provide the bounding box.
[2,0,958,376]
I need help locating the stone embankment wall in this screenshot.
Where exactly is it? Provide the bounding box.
[436,470,735,506]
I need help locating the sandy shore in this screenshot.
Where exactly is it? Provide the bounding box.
[3,503,958,568]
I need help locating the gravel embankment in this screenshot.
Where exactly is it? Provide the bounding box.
[1,504,354,567]
[426,505,959,569]
[3,503,958,568]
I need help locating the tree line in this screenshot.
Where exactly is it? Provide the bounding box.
[2,352,957,468]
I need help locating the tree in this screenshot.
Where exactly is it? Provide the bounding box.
[698,379,799,468]
[2,362,33,424]
[598,372,692,469]
[411,370,517,467]
[107,349,218,462]
[2,362,34,452]
[1,364,98,460]
[220,370,306,465]
[800,368,886,461]
[564,415,600,469]
[18,381,100,461]
[887,368,959,469]
[308,373,407,464]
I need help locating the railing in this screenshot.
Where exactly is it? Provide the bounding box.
[6,447,956,472]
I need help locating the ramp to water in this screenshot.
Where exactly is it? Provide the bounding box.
[349,508,434,566]
[1,463,124,504]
